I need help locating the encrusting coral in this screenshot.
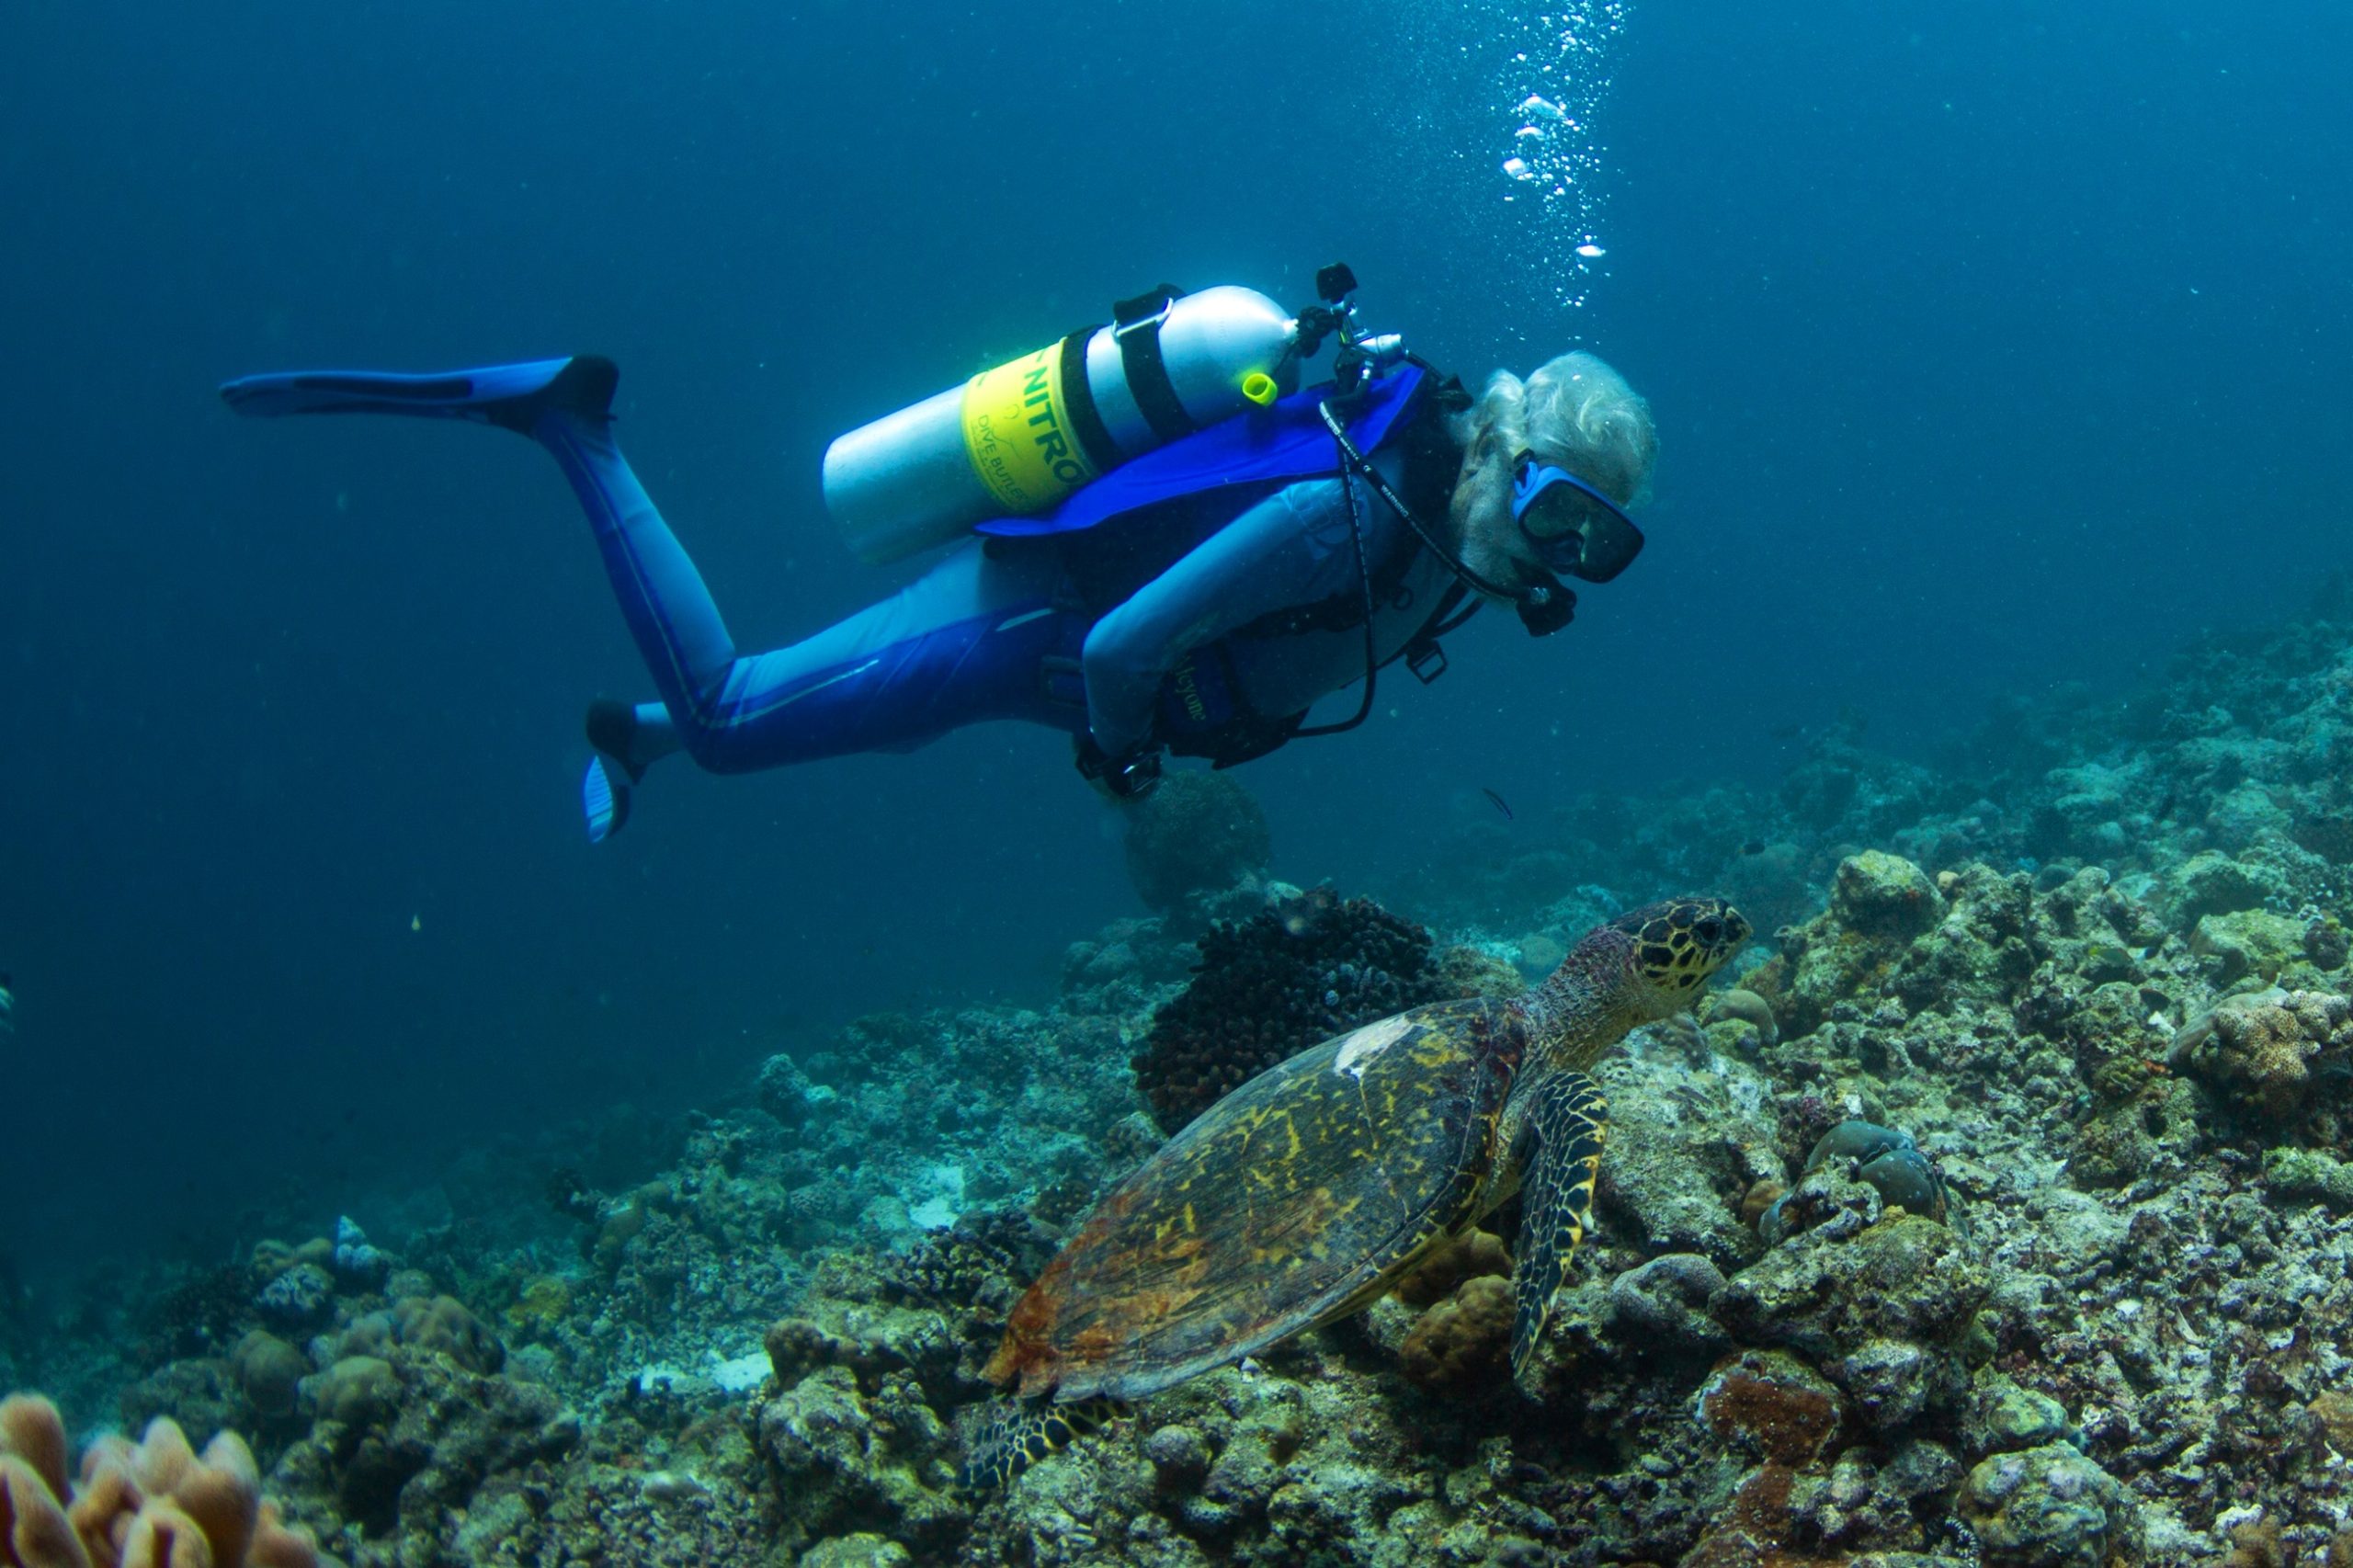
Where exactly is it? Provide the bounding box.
[0,1393,324,1568]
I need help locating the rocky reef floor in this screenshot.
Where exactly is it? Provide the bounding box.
[11,589,2353,1565]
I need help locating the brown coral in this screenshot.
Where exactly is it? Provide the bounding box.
[0,1393,324,1568]
[228,1336,306,1424]
[1705,987,1779,1047]
[1396,1276,1513,1392]
[1390,1229,1511,1308]
[335,1296,503,1377]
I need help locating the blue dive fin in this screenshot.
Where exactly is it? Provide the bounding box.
[219,355,618,434]
[582,756,631,844]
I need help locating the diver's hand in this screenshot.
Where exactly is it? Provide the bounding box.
[1074,737,1164,801]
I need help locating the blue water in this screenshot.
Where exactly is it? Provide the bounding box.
[1,0,2346,1272]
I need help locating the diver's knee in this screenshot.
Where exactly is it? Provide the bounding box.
[673,720,779,776]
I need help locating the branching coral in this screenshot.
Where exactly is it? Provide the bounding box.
[0,1393,323,1568]
[1131,889,1449,1133]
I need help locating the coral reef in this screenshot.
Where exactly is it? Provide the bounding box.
[25,585,2353,1564]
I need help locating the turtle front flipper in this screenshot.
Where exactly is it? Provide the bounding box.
[1509,1071,1608,1383]
[959,1397,1128,1493]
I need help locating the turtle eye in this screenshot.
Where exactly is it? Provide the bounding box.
[1695,917,1722,943]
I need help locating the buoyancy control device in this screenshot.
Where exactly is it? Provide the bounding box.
[824,282,1317,565]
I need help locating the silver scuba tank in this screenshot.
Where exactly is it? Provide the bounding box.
[823,284,1302,565]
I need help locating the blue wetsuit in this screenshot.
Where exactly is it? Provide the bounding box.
[221,357,1464,799]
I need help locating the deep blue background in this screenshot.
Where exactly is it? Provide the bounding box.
[2,0,2347,1271]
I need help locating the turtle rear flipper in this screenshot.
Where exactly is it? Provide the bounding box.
[960,1397,1126,1493]
[1509,1072,1608,1383]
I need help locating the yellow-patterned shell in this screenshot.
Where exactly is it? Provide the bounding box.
[985,997,1528,1403]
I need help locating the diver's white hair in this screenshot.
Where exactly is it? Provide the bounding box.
[1451,350,1656,507]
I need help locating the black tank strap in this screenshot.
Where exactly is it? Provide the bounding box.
[1055,325,1121,472]
[1112,285,1198,444]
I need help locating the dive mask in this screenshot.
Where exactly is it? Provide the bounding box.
[1511,449,1645,583]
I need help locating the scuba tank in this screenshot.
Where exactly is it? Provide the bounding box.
[824,284,1302,565]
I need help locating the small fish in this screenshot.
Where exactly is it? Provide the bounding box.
[1737,840,1767,857]
[1482,788,1514,821]
[0,971,13,1034]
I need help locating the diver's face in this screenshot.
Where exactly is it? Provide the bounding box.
[1450,437,1550,591]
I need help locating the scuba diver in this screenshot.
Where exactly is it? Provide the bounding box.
[221,267,1656,839]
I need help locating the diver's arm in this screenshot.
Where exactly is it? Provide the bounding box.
[1080,478,1370,756]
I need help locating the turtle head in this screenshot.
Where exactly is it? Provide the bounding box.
[1527,897,1750,1067]
[1605,897,1751,1016]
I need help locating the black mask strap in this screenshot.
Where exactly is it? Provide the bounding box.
[1318,403,1573,642]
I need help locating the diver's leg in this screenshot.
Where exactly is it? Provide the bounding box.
[220,356,610,431]
[668,545,1083,773]
[223,356,1082,777]
[586,699,684,780]
[223,356,745,721]
[578,700,685,843]
[527,403,742,723]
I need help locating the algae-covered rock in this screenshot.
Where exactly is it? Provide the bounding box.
[1832,850,1942,939]
[2189,908,2307,984]
[1889,864,2042,1018]
[1594,1046,1778,1270]
[1956,1441,2134,1567]
[2158,849,2277,929]
[2262,1145,2353,1210]
[1602,1253,1731,1357]
[2204,782,2294,852]
[755,1364,959,1556]
[1715,1214,1986,1371]
[1839,1335,1936,1434]
[1961,1371,2073,1457]
[2069,1072,2199,1188]
[764,1301,961,1403]
[799,1534,913,1568]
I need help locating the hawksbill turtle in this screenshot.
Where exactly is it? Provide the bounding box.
[967,896,1751,1487]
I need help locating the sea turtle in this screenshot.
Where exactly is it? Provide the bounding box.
[969,896,1750,1487]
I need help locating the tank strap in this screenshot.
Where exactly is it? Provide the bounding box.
[1055,325,1120,472]
[1112,284,1199,444]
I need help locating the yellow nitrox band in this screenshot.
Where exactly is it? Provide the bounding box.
[961,340,1102,515]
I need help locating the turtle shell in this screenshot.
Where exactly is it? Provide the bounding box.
[985,995,1529,1403]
